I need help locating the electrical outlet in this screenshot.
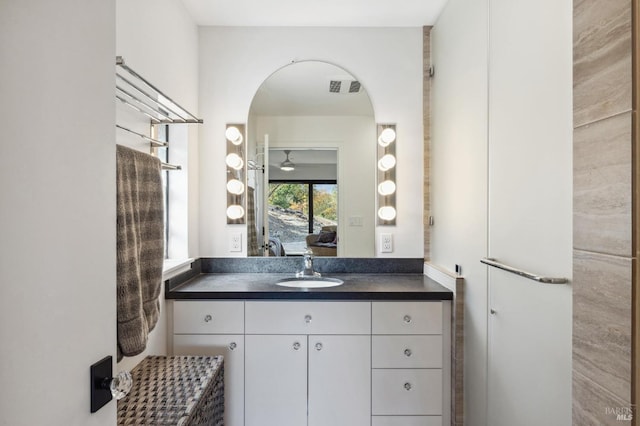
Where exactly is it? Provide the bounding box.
[229,233,242,252]
[380,233,393,253]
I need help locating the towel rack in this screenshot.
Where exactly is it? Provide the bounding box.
[116,56,203,124]
[116,125,167,147]
[161,162,182,171]
[480,258,569,284]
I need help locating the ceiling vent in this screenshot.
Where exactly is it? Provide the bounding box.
[329,80,362,94]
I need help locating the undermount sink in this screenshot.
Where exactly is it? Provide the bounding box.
[276,277,344,288]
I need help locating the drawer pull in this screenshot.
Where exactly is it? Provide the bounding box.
[293,342,301,351]
[404,348,412,357]
[403,315,412,323]
[229,342,237,351]
[315,342,323,351]
[304,314,313,324]
[204,314,213,323]
[404,382,412,391]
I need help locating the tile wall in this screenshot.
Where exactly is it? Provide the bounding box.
[573,0,635,424]
[424,26,432,261]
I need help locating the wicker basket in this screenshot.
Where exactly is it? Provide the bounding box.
[117,356,224,425]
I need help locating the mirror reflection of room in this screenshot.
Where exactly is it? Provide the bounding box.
[246,61,376,257]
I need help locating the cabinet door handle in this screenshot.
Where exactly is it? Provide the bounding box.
[315,342,323,351]
[404,382,412,391]
[404,348,412,357]
[229,342,237,351]
[204,314,213,323]
[304,315,312,324]
[403,315,412,323]
[293,342,301,351]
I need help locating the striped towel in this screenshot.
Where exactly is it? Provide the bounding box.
[116,145,165,361]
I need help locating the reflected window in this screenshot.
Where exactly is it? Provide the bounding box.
[268,181,337,255]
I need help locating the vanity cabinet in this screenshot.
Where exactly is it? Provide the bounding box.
[172,301,245,426]
[171,299,448,426]
[245,301,371,426]
[372,301,444,426]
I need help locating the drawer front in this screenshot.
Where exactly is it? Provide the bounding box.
[372,336,442,368]
[372,416,442,426]
[246,301,370,334]
[372,302,442,335]
[372,369,443,416]
[174,301,244,334]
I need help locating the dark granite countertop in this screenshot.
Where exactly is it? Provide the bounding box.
[165,273,453,301]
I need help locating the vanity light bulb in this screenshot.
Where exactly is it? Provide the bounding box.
[378,180,396,196]
[226,205,245,220]
[226,179,245,195]
[378,206,397,221]
[378,154,396,171]
[225,126,243,145]
[225,153,244,170]
[378,128,396,147]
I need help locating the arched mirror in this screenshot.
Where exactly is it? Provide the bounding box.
[246,61,376,257]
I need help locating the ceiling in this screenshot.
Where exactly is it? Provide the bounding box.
[250,61,374,116]
[181,0,449,27]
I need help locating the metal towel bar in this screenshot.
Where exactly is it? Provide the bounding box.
[481,258,568,284]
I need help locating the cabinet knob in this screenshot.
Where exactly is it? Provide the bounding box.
[293,342,301,350]
[404,348,412,357]
[304,315,312,324]
[490,308,497,315]
[204,314,213,323]
[229,342,237,351]
[403,315,412,323]
[315,342,323,351]
[404,382,412,391]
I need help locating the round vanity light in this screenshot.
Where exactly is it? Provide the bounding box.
[378,128,396,147]
[226,205,245,220]
[378,154,396,171]
[225,126,243,145]
[225,153,244,170]
[226,179,245,195]
[377,180,396,196]
[378,206,397,221]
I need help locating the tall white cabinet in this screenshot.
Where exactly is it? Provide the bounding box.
[430,0,573,424]
[172,299,450,426]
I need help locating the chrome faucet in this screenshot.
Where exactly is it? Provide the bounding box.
[297,249,321,278]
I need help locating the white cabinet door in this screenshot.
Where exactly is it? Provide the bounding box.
[308,335,371,426]
[245,335,308,426]
[487,0,572,424]
[173,334,244,426]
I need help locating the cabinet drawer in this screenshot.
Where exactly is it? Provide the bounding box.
[372,302,442,334]
[372,417,442,426]
[372,369,442,415]
[246,301,370,334]
[372,336,442,368]
[174,301,244,334]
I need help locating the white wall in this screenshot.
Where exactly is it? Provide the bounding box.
[198,27,424,257]
[256,115,375,257]
[0,1,116,425]
[115,0,199,371]
[431,0,489,424]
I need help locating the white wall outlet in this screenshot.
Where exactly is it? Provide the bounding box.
[380,233,393,253]
[229,233,242,252]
